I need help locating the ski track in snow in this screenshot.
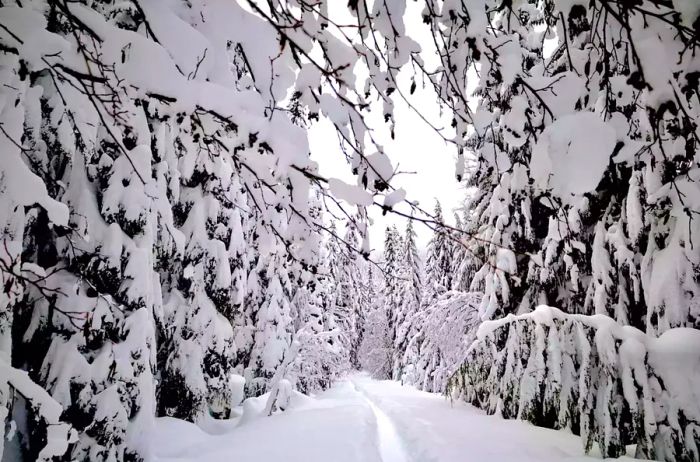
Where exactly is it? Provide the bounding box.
[153,375,640,462]
[355,382,411,462]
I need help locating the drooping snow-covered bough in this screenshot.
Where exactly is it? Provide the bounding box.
[450,306,700,461]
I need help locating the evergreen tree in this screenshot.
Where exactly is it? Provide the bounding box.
[392,220,422,381]
[287,203,346,395]
[445,0,700,332]
[341,222,365,370]
[358,265,391,379]
[451,189,483,294]
[422,202,452,307]
[325,223,351,370]
[439,0,700,457]
[245,249,294,397]
[383,226,403,371]
[289,259,343,394]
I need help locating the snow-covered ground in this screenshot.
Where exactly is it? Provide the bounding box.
[153,375,639,462]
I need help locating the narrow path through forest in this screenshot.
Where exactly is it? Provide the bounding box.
[153,375,639,462]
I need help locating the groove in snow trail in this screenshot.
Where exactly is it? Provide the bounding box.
[355,383,411,462]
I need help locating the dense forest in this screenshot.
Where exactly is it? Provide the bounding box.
[1,0,699,461]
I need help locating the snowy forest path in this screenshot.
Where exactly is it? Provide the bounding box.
[153,376,639,462]
[352,379,412,462]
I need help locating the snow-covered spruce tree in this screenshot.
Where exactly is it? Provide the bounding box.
[341,221,365,370]
[262,203,348,400]
[448,212,467,292]
[324,221,364,371]
[358,264,392,379]
[288,246,344,394]
[244,244,294,397]
[233,215,264,379]
[392,219,421,381]
[0,97,75,460]
[451,191,483,294]
[382,226,404,377]
[422,202,453,307]
[545,0,700,334]
[450,1,546,321]
[155,107,250,421]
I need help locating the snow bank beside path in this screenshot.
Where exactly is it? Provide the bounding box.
[153,381,381,462]
[352,376,639,462]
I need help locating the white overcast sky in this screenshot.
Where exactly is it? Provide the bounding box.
[309,83,465,254]
[308,1,466,255]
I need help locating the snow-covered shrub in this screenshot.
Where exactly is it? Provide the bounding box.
[450,306,700,460]
[403,291,481,393]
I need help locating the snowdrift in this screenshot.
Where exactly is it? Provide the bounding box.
[449,306,700,461]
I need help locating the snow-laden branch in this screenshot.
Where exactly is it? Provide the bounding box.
[451,306,700,460]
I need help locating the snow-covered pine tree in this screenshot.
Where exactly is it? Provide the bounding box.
[383,226,404,375]
[245,246,294,397]
[340,222,365,370]
[358,265,391,379]
[324,223,351,370]
[422,202,453,307]
[392,219,421,381]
